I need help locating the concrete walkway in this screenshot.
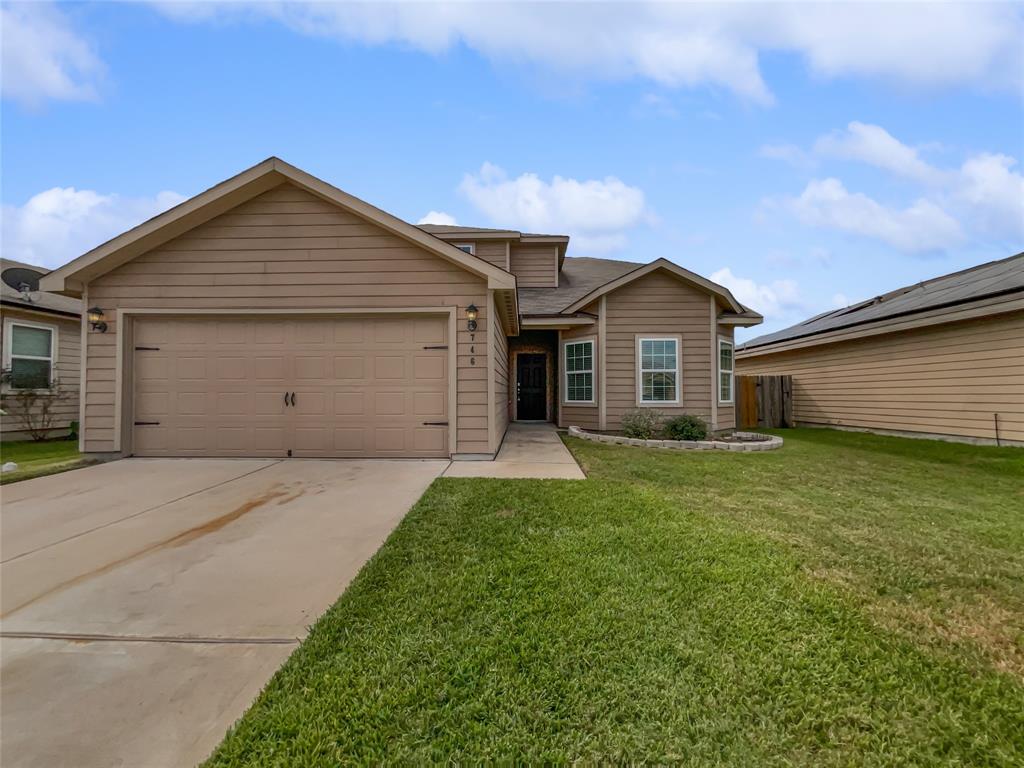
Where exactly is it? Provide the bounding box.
[443,423,585,479]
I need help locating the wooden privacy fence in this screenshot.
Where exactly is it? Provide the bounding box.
[736,375,793,429]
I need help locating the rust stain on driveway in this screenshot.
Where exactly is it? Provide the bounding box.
[2,486,291,618]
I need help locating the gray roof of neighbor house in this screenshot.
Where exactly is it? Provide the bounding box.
[418,224,567,239]
[741,251,1024,351]
[1,259,81,316]
[518,257,643,314]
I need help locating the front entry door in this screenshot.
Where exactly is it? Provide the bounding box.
[516,353,547,420]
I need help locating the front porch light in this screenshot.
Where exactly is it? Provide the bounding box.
[88,306,108,333]
[465,304,479,332]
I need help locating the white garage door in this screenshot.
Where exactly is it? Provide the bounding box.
[132,315,449,458]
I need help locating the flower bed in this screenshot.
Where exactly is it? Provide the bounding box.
[566,426,783,452]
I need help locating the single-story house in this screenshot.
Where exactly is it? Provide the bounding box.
[41,157,762,459]
[1,259,82,440]
[736,253,1023,446]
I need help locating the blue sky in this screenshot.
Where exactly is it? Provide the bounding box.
[3,2,1022,340]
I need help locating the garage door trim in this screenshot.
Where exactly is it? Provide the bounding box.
[114,307,458,457]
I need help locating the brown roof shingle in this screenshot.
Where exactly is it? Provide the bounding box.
[518,257,643,315]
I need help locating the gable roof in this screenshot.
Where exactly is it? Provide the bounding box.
[518,257,642,315]
[1,258,81,316]
[741,252,1024,353]
[419,223,571,268]
[40,157,517,296]
[561,257,748,315]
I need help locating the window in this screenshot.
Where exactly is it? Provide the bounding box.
[638,337,679,404]
[3,320,56,390]
[564,340,594,403]
[718,338,734,403]
[453,243,475,255]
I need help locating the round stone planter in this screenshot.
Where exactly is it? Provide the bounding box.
[566,426,783,452]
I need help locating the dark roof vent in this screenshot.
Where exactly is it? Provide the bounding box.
[2,267,44,293]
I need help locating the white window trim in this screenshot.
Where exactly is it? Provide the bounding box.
[562,337,596,405]
[636,335,681,406]
[453,242,475,255]
[718,336,734,405]
[2,318,59,392]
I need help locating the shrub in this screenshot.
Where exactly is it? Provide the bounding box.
[622,408,664,439]
[663,414,708,441]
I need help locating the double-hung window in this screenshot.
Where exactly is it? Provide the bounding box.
[3,320,56,390]
[718,338,734,403]
[638,337,679,404]
[564,340,594,403]
[453,243,475,255]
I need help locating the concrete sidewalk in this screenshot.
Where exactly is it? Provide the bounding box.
[443,423,585,479]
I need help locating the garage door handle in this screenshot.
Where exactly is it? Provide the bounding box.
[422,345,448,350]
[290,392,296,407]
[422,421,448,426]
[134,421,160,426]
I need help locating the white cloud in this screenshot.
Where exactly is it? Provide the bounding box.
[458,162,648,253]
[149,2,1024,103]
[831,293,852,308]
[957,153,1024,237]
[1,3,103,107]
[711,267,803,320]
[814,122,944,185]
[417,211,458,226]
[779,178,964,254]
[2,187,186,269]
[768,122,1024,245]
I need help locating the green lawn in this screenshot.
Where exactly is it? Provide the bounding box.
[207,429,1024,766]
[0,438,93,484]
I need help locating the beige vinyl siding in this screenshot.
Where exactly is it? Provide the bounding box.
[83,183,490,455]
[470,241,509,270]
[558,313,600,430]
[736,311,1024,444]
[605,271,713,430]
[716,323,736,430]
[492,310,510,446]
[1,309,81,439]
[509,243,557,288]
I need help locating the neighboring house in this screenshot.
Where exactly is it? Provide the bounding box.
[737,253,1024,447]
[1,259,82,440]
[41,158,761,459]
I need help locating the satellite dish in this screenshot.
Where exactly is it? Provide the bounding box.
[2,267,45,303]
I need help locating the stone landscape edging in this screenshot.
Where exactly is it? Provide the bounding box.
[567,426,783,452]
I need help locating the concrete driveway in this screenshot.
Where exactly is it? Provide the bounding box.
[0,457,447,768]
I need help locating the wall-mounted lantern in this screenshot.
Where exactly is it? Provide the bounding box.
[465,304,479,332]
[87,306,108,333]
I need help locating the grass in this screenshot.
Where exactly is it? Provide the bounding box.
[206,429,1024,766]
[0,438,94,484]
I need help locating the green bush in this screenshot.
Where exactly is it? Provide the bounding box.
[663,414,708,441]
[621,408,664,439]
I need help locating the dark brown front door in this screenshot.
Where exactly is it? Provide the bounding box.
[516,353,547,420]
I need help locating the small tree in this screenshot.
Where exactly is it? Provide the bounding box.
[0,371,68,441]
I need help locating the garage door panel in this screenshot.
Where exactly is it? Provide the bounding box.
[374,356,405,379]
[414,391,446,416]
[132,315,448,458]
[253,356,287,380]
[374,392,406,416]
[334,356,366,379]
